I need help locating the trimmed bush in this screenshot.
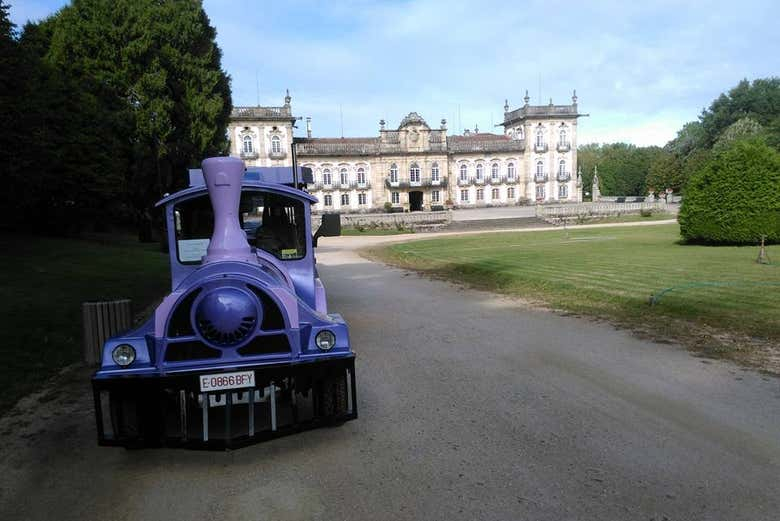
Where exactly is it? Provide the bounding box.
[679,138,780,244]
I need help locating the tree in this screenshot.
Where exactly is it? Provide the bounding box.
[646,151,683,194]
[576,142,661,197]
[679,138,780,244]
[699,78,780,149]
[2,0,231,235]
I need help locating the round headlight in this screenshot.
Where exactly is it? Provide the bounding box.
[315,330,336,351]
[112,344,136,367]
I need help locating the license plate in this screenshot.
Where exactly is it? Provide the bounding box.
[199,370,255,392]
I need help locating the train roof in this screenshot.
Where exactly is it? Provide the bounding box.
[188,166,314,188]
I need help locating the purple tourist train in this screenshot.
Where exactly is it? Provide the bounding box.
[92,156,356,449]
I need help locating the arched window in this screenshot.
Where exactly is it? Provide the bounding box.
[507,162,515,179]
[410,163,420,183]
[390,163,398,183]
[242,135,254,154]
[491,163,499,180]
[322,168,332,186]
[271,135,282,154]
[536,128,544,147]
[559,129,567,147]
[340,168,349,186]
[357,167,366,185]
[459,164,468,181]
[476,163,484,179]
[431,162,440,181]
[559,160,566,175]
[517,127,524,139]
[536,161,544,181]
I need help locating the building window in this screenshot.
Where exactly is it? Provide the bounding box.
[341,193,349,206]
[517,126,524,139]
[358,193,367,205]
[242,135,254,154]
[390,163,398,183]
[476,188,484,201]
[431,162,440,181]
[559,160,566,175]
[340,168,349,186]
[491,163,499,180]
[322,168,332,185]
[491,188,499,199]
[357,167,366,185]
[559,129,568,147]
[460,189,469,202]
[508,187,515,199]
[476,163,484,180]
[410,163,420,183]
[459,164,468,181]
[559,184,568,199]
[324,194,333,206]
[536,128,544,147]
[431,190,440,203]
[271,135,282,154]
[507,162,515,179]
[536,185,545,200]
[536,161,544,180]
[391,191,400,204]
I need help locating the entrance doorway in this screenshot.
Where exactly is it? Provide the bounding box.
[409,191,423,212]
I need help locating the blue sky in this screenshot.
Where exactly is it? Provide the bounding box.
[10,0,780,146]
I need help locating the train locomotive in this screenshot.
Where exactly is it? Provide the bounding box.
[92,156,356,449]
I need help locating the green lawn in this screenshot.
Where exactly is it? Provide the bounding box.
[374,224,780,366]
[0,234,169,413]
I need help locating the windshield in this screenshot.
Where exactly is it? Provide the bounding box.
[173,189,307,264]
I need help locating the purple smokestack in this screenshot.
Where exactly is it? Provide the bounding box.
[201,156,256,264]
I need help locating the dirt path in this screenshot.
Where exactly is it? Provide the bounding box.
[1,228,779,520]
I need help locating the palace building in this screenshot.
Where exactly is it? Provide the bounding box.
[227,90,584,212]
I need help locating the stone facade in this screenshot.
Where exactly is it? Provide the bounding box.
[227,91,584,212]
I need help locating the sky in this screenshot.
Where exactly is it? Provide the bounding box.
[9,0,780,146]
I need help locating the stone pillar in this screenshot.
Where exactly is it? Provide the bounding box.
[591,166,600,202]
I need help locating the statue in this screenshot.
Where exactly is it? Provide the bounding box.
[591,166,601,202]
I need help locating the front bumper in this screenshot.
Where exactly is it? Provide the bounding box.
[92,356,356,450]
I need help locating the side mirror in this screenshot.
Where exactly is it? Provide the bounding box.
[313,213,341,247]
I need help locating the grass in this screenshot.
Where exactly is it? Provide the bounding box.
[373,224,780,369]
[0,233,169,413]
[342,227,413,236]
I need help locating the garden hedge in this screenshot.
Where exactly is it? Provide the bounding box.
[679,139,780,244]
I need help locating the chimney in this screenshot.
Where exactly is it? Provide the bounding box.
[201,156,256,264]
[306,116,312,138]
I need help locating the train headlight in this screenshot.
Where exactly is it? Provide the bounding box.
[112,344,136,367]
[315,330,336,351]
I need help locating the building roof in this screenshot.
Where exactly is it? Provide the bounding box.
[231,105,295,122]
[448,133,525,153]
[502,103,581,126]
[295,137,379,156]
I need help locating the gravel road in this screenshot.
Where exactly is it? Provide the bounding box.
[1,232,779,521]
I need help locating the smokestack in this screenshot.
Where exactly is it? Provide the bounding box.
[201,156,256,264]
[306,116,312,138]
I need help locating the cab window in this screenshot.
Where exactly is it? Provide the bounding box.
[174,190,306,264]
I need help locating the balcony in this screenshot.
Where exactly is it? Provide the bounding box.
[487,175,506,185]
[356,180,371,189]
[385,177,448,189]
[557,142,571,153]
[534,143,548,153]
[457,177,472,186]
[474,177,486,185]
[240,151,259,160]
[557,171,571,182]
[534,174,549,183]
[269,150,287,160]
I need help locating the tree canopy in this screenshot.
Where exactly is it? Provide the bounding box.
[679,138,780,244]
[0,0,231,236]
[577,143,662,197]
